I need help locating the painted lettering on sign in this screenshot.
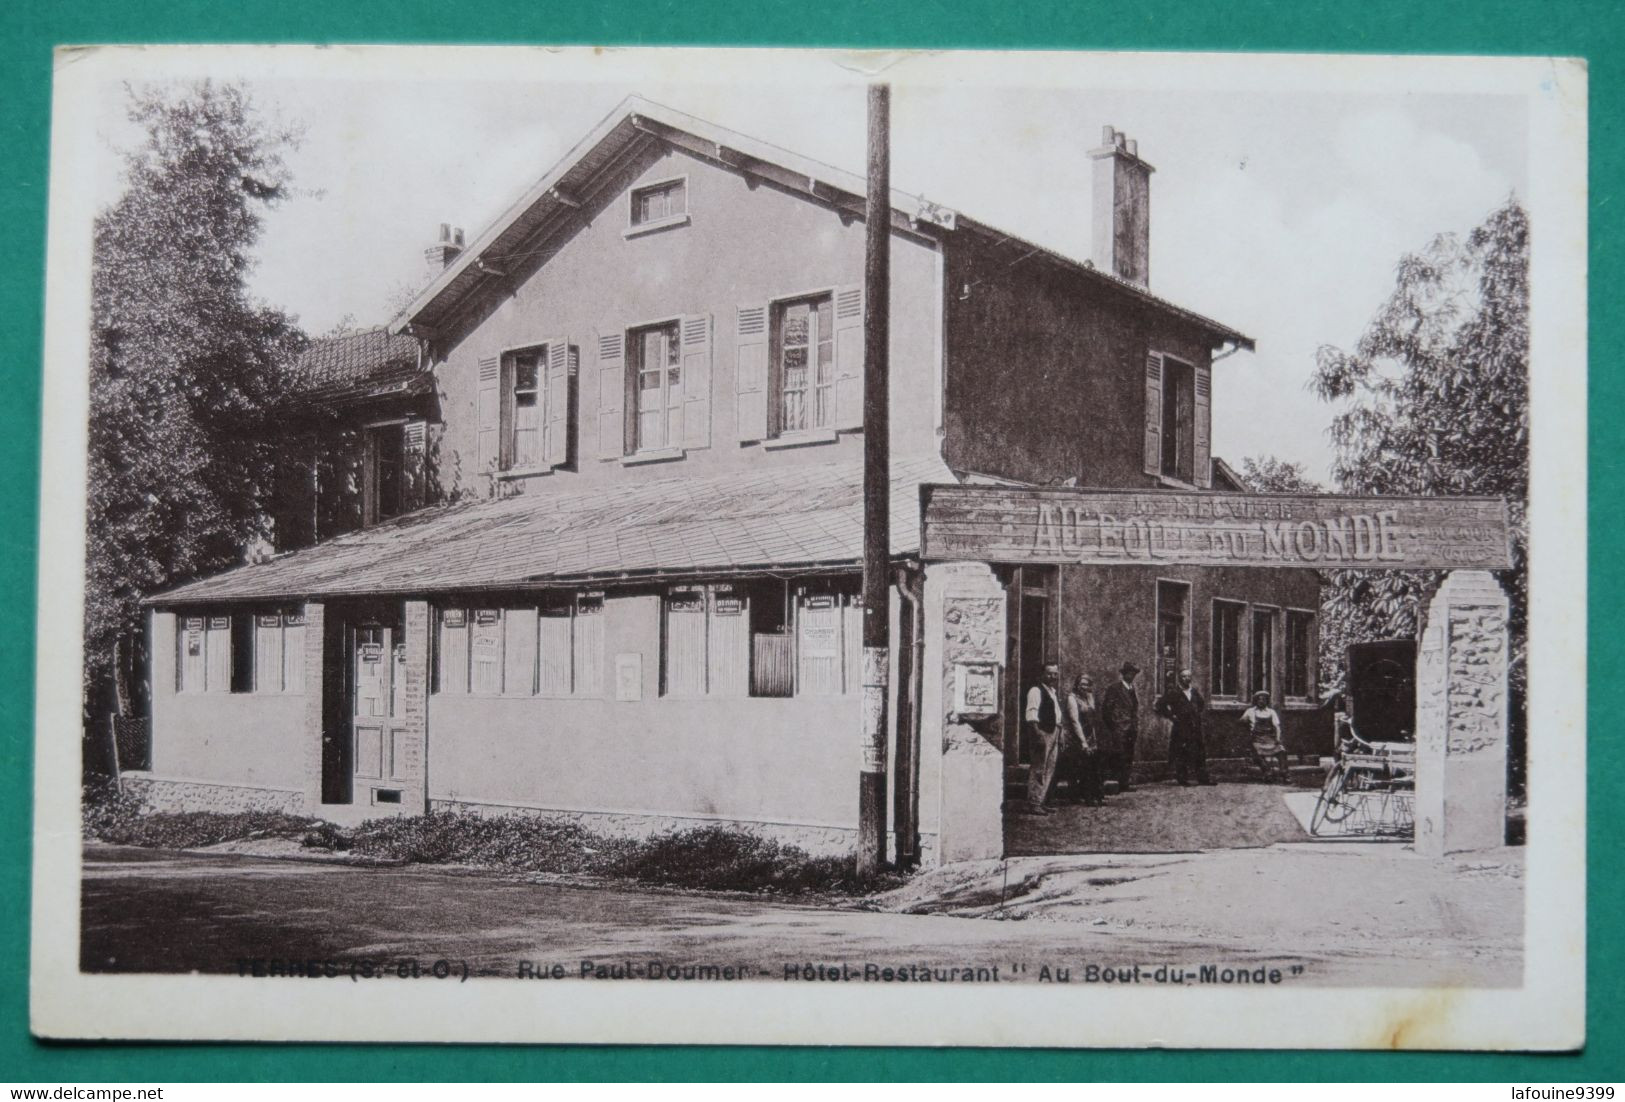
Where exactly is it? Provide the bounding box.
[922,486,1512,571]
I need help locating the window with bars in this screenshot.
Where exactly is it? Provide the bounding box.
[434,594,604,697]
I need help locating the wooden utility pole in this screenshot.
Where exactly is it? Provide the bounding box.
[857,83,891,876]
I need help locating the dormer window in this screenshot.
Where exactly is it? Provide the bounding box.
[626,177,689,237]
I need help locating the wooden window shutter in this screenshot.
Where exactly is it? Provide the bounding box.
[403,419,427,510]
[680,314,713,449]
[833,284,865,430]
[544,338,570,468]
[477,356,500,474]
[1193,361,1212,488]
[1143,351,1164,477]
[596,332,625,460]
[735,304,769,442]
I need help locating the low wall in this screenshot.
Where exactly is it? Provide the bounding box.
[432,797,937,862]
[122,772,307,815]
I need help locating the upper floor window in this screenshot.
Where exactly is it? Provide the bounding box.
[478,343,574,476]
[627,178,688,236]
[633,321,683,452]
[510,349,542,469]
[776,295,835,434]
[362,423,404,526]
[594,317,712,462]
[1144,351,1212,488]
[735,285,863,445]
[1160,357,1195,483]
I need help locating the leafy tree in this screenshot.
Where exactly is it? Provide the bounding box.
[1238,455,1321,495]
[1310,197,1528,791]
[86,82,305,718]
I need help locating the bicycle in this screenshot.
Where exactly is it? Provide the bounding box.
[1309,723,1416,837]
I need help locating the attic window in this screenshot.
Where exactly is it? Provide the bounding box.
[626,178,689,237]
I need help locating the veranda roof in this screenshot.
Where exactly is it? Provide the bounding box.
[154,454,954,605]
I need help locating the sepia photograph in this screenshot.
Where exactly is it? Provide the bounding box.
[29,45,1587,1049]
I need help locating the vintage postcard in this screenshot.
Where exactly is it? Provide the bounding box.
[30,45,1586,1048]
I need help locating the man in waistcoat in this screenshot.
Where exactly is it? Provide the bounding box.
[1022,663,1064,815]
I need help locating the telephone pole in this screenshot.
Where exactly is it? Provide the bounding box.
[857,83,891,876]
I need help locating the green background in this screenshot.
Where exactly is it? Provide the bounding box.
[1,0,1615,1082]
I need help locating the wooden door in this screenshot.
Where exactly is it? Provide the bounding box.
[349,619,410,802]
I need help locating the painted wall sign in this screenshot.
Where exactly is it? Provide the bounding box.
[921,485,1512,570]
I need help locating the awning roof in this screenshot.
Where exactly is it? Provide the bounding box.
[153,454,954,605]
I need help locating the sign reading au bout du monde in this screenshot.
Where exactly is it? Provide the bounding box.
[920,485,1512,570]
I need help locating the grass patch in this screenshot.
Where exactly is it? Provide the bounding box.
[83,780,320,849]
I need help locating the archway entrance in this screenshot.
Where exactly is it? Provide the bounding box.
[919,484,1514,862]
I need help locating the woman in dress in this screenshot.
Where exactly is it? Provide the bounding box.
[1063,673,1105,806]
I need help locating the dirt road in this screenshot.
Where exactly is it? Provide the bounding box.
[81,843,1521,987]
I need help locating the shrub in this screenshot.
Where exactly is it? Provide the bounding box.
[85,788,908,897]
[82,781,320,849]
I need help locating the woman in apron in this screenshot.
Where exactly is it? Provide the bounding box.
[1239,690,1289,782]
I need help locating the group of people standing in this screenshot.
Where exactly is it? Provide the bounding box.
[1020,661,1292,815]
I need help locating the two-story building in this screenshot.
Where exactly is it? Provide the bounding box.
[138,97,1323,864]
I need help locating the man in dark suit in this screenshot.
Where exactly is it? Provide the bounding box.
[1100,661,1142,794]
[1156,667,1215,786]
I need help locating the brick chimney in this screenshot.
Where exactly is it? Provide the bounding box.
[1089,126,1154,287]
[424,223,465,277]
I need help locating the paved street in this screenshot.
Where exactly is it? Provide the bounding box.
[81,843,1522,987]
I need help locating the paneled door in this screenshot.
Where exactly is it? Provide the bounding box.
[349,617,410,803]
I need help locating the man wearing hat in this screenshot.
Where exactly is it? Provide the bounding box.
[1100,661,1143,793]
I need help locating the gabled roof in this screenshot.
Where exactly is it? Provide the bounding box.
[291,326,430,404]
[153,454,954,604]
[393,96,1252,350]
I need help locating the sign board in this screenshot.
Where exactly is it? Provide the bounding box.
[921,485,1512,571]
[953,661,1000,715]
[615,653,643,701]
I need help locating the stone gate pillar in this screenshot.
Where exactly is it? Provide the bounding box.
[1414,570,1510,856]
[924,561,1007,865]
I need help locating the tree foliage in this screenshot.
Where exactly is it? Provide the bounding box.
[86,81,305,712]
[1309,197,1529,788]
[1238,455,1321,495]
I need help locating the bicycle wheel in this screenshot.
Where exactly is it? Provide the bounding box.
[1310,766,1353,834]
